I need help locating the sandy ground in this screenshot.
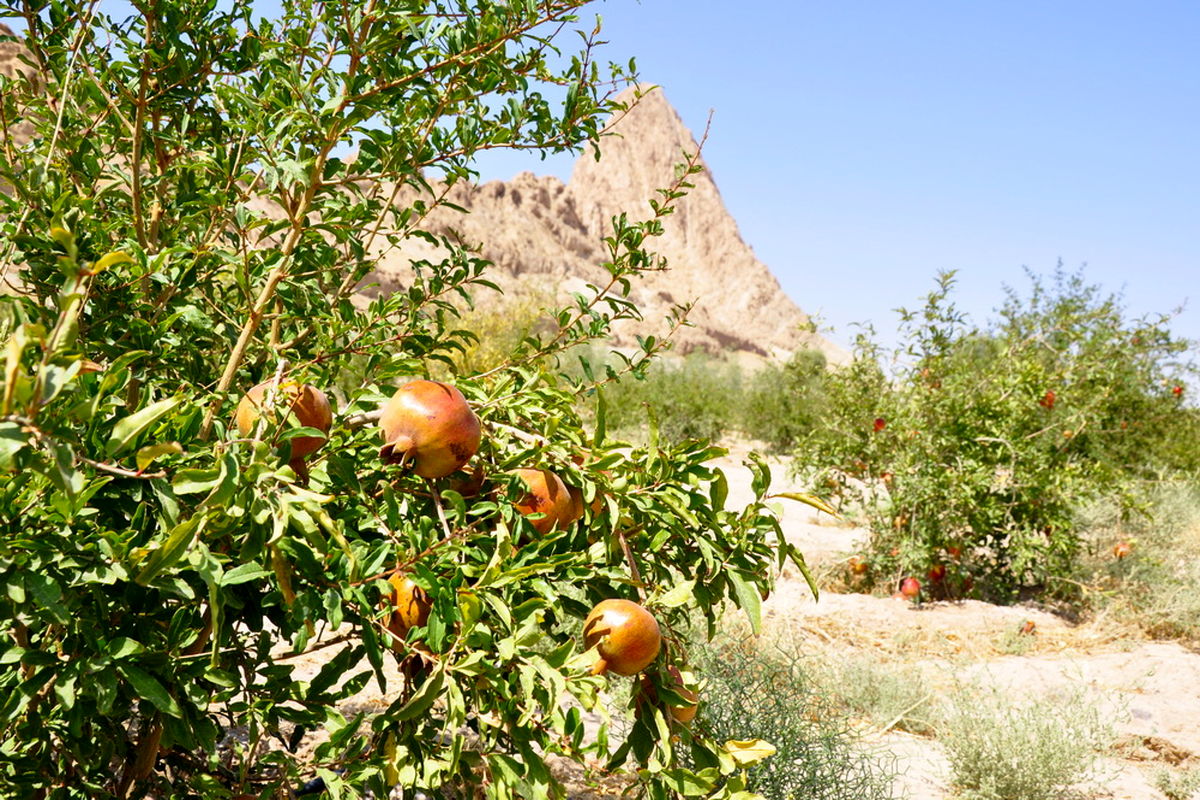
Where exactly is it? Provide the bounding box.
[711,445,1200,800]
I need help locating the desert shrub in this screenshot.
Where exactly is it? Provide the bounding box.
[0,3,808,797]
[939,681,1115,800]
[807,651,934,736]
[696,638,899,800]
[1075,481,1200,641]
[741,348,829,452]
[795,268,1197,602]
[1155,766,1200,800]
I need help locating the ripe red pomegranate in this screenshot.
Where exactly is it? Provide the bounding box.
[235,379,332,459]
[583,599,661,676]
[1173,385,1184,398]
[1112,540,1133,560]
[383,575,431,647]
[379,380,481,478]
[1039,390,1056,410]
[873,417,887,432]
[512,468,574,534]
[927,564,947,583]
[899,576,921,600]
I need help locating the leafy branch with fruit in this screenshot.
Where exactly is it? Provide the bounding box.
[0,2,817,798]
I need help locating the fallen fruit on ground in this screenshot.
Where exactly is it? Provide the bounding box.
[512,468,574,534]
[235,379,332,459]
[383,575,432,647]
[379,380,481,478]
[899,576,921,600]
[583,599,661,676]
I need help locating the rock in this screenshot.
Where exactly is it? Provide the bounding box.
[366,85,845,364]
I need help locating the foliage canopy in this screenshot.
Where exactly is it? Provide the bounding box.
[0,2,807,797]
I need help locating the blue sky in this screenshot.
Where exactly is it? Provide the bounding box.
[471,1,1200,356]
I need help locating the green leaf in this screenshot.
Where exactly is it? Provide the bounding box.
[726,570,762,636]
[394,666,445,722]
[0,421,28,470]
[135,515,206,586]
[118,664,183,718]
[655,579,696,609]
[785,543,820,602]
[219,562,270,587]
[105,397,182,456]
[106,637,145,660]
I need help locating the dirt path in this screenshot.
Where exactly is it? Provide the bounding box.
[712,445,1200,800]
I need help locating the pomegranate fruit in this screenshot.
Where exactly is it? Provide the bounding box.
[379,380,481,479]
[383,575,431,646]
[1113,540,1133,560]
[512,468,574,534]
[927,564,946,583]
[583,599,661,676]
[899,576,921,600]
[848,555,869,575]
[235,379,332,460]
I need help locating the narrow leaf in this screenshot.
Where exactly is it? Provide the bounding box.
[106,397,181,456]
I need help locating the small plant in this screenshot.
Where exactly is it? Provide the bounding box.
[939,680,1115,800]
[809,651,935,736]
[1154,766,1200,800]
[696,638,900,800]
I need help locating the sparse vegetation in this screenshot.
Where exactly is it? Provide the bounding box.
[696,637,900,800]
[1075,481,1200,642]
[1155,766,1200,800]
[808,650,935,736]
[939,680,1116,800]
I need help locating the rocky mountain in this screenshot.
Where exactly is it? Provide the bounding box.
[366,85,844,364]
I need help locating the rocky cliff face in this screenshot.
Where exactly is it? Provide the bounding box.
[367,85,843,364]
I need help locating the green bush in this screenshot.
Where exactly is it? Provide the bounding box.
[939,680,1115,800]
[0,4,809,797]
[741,349,829,452]
[795,268,1197,602]
[695,638,899,800]
[591,351,743,444]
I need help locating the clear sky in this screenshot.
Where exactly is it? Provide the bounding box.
[471,1,1200,356]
